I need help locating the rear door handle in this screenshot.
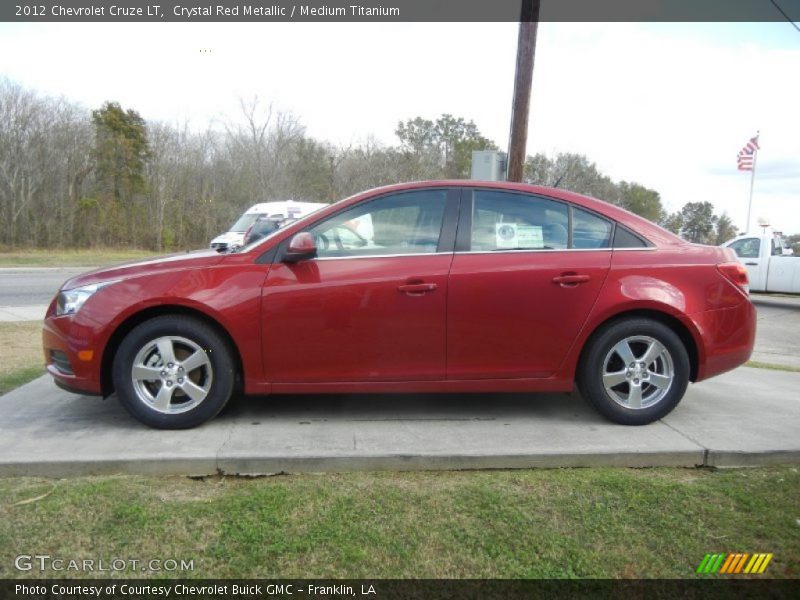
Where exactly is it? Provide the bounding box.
[398,283,438,295]
[552,274,590,286]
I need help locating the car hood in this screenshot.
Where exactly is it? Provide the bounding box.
[60,249,225,291]
[211,231,245,244]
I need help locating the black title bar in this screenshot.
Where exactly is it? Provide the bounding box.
[2,0,798,22]
[3,579,799,600]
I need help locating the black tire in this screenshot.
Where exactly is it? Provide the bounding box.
[112,315,235,429]
[577,318,690,425]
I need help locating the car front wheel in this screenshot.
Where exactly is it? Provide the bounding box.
[577,318,690,425]
[112,315,235,429]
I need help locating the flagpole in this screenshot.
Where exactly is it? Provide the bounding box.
[745,151,757,234]
[745,131,759,234]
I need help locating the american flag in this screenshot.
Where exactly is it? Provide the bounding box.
[737,134,759,171]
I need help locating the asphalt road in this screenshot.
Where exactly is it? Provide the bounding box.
[0,267,89,306]
[750,293,800,368]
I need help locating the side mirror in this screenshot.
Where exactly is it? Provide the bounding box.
[283,232,317,262]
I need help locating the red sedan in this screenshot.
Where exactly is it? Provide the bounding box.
[43,181,755,428]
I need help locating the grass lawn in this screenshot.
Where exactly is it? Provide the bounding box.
[0,321,44,395]
[746,361,800,374]
[0,467,797,579]
[0,248,161,268]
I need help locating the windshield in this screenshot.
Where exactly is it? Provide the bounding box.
[230,213,259,233]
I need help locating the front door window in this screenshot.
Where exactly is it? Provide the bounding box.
[309,190,447,258]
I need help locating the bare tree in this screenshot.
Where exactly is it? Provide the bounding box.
[0,78,682,251]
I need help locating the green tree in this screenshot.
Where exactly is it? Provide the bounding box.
[617,182,666,224]
[394,116,437,156]
[679,201,717,244]
[714,212,738,245]
[522,153,552,185]
[286,137,336,201]
[523,153,663,223]
[92,101,149,201]
[785,233,800,255]
[395,114,497,178]
[89,101,150,246]
[525,153,615,198]
[661,211,683,235]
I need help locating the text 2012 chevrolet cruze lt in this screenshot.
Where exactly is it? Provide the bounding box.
[43,181,755,428]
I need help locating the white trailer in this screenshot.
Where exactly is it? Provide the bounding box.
[210,201,327,252]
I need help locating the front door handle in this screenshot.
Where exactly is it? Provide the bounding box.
[398,282,438,296]
[552,274,590,286]
[745,262,758,266]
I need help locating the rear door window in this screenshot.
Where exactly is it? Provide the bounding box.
[470,190,569,251]
[468,191,616,251]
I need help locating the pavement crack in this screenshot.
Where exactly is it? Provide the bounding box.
[215,421,237,475]
[660,419,709,464]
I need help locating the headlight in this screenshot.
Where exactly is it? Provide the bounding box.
[56,281,119,316]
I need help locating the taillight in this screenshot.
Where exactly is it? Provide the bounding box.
[717,262,749,295]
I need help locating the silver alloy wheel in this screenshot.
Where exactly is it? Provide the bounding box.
[130,335,213,415]
[601,335,674,410]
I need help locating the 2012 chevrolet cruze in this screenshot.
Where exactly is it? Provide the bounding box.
[43,181,755,429]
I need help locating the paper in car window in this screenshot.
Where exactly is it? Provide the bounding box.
[495,223,543,249]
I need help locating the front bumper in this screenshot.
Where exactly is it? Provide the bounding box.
[42,299,104,396]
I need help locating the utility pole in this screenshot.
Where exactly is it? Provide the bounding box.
[506,0,540,182]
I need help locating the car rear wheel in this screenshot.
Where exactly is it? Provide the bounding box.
[113,315,235,429]
[577,318,690,425]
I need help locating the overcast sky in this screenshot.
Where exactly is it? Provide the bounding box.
[1,21,798,234]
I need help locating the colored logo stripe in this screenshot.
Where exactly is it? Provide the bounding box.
[697,554,725,573]
[697,553,773,574]
[751,553,773,574]
[719,554,736,573]
[722,553,748,574]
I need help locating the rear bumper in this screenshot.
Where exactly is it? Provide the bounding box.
[692,298,756,382]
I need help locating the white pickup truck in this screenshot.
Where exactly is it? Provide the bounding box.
[721,232,800,293]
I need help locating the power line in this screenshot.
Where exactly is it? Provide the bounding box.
[769,0,800,33]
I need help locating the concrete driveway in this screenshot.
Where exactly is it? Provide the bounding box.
[1,366,798,476]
